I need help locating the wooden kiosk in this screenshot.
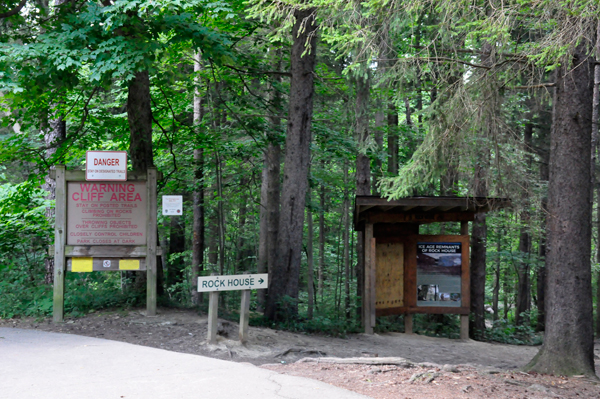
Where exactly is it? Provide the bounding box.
[51,164,161,322]
[355,196,509,339]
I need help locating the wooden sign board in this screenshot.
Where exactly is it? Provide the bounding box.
[66,181,147,245]
[375,242,404,309]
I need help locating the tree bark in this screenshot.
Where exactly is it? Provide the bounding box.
[307,205,315,319]
[318,182,325,301]
[387,103,399,175]
[166,216,185,287]
[492,228,501,321]
[525,43,595,376]
[258,50,283,312]
[470,156,488,338]
[355,76,370,195]
[43,115,66,284]
[265,8,317,320]
[191,53,204,304]
[128,71,154,171]
[515,122,533,326]
[372,100,384,195]
[343,161,351,319]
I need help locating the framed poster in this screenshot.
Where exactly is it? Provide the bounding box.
[416,242,462,307]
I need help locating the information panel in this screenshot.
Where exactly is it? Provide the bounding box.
[417,242,462,307]
[67,181,147,245]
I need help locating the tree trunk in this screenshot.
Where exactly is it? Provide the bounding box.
[343,161,351,319]
[525,44,595,376]
[265,8,317,320]
[516,122,533,326]
[492,228,501,322]
[258,52,283,312]
[593,26,600,337]
[208,182,219,272]
[166,216,185,287]
[43,114,66,284]
[387,103,399,175]
[356,76,370,195]
[372,100,384,195]
[470,155,488,338]
[128,71,154,171]
[127,70,154,291]
[191,53,205,305]
[307,205,315,319]
[318,182,325,301]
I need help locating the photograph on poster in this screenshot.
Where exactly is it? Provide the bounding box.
[417,242,462,307]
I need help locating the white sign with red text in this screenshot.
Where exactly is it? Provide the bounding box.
[66,181,147,245]
[86,151,128,181]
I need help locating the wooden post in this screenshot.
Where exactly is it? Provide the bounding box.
[239,289,251,343]
[146,168,158,316]
[207,281,219,344]
[460,315,469,340]
[460,220,470,340]
[404,314,413,334]
[460,221,469,235]
[364,223,374,334]
[53,165,66,323]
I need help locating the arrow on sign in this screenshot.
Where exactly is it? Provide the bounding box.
[258,278,264,284]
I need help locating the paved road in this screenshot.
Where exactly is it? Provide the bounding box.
[0,328,369,399]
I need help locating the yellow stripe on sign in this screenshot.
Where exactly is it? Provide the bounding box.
[119,259,140,270]
[72,257,93,272]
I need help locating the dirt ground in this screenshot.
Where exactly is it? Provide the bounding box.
[2,307,600,398]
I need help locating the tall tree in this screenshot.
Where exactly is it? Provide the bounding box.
[191,52,205,304]
[525,42,595,376]
[265,7,318,320]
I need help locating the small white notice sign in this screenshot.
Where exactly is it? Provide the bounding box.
[86,151,128,181]
[198,274,268,292]
[162,195,183,215]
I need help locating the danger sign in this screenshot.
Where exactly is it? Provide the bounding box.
[86,151,128,181]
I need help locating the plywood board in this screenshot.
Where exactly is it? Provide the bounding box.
[375,242,404,309]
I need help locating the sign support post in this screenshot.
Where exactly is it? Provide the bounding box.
[199,273,268,344]
[207,273,219,344]
[53,165,67,323]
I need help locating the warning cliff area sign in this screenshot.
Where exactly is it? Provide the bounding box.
[86,151,128,181]
[66,181,147,245]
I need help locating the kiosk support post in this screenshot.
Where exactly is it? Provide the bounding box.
[460,221,470,340]
[53,165,66,323]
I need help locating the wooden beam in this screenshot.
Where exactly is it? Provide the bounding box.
[421,206,437,212]
[366,212,475,224]
[370,237,376,331]
[376,306,471,316]
[364,223,374,334]
[146,168,158,316]
[49,169,163,181]
[53,165,67,323]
